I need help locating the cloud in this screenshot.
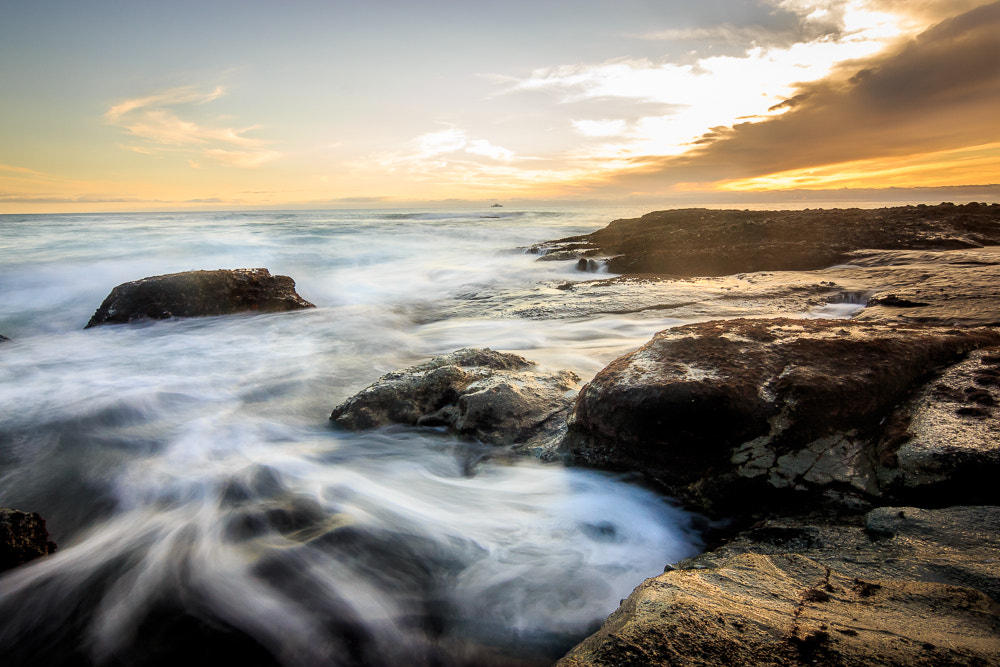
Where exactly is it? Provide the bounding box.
[105,85,225,122]
[572,119,629,138]
[640,0,848,50]
[105,85,280,168]
[382,128,518,170]
[612,1,1000,190]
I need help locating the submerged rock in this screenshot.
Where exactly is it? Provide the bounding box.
[561,318,1000,515]
[85,268,315,328]
[330,348,580,450]
[531,203,1000,277]
[0,508,56,573]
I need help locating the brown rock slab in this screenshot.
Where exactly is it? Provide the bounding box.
[531,203,1000,277]
[555,552,1000,667]
[84,268,315,328]
[684,506,1000,604]
[562,318,1000,514]
[0,508,56,573]
[330,348,580,450]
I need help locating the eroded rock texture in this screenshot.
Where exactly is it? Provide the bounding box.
[555,552,1000,667]
[562,318,1000,514]
[330,348,580,450]
[85,268,315,328]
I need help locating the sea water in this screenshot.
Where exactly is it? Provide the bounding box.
[0,208,703,666]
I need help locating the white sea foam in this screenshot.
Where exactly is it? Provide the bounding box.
[0,207,701,665]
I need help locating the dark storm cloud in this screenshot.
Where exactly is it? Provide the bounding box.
[619,1,1000,187]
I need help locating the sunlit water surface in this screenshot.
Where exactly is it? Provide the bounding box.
[0,209,706,666]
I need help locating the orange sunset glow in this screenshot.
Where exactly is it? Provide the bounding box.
[2,0,998,212]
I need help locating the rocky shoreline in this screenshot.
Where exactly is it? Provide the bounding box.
[546,204,1000,666]
[334,203,1000,665]
[4,203,999,665]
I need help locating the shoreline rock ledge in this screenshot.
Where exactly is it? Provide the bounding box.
[85,268,315,328]
[561,317,1000,517]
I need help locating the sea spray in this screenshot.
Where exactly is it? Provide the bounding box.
[0,208,702,665]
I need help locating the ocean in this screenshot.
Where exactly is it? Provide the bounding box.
[0,208,705,666]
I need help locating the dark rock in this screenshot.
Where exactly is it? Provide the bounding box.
[867,294,930,308]
[85,268,315,328]
[561,318,1000,516]
[0,508,56,573]
[575,258,602,272]
[0,335,9,342]
[531,203,1000,277]
[331,348,580,451]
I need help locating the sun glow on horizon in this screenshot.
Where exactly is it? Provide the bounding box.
[717,143,1000,192]
[1,0,997,213]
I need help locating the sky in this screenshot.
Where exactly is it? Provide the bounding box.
[1,0,998,212]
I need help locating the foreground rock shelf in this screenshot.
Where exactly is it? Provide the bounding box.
[563,317,1000,516]
[531,205,1000,667]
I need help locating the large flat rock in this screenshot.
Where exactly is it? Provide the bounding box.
[531,203,1000,277]
[556,551,1000,667]
[561,318,1000,515]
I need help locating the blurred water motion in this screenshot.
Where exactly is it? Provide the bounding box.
[0,208,701,665]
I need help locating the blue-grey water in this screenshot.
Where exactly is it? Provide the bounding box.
[0,208,704,666]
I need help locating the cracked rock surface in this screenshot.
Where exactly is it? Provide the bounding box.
[561,317,1000,515]
[556,550,1000,667]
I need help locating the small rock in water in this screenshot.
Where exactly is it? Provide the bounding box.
[331,347,580,451]
[0,508,57,573]
[85,268,315,328]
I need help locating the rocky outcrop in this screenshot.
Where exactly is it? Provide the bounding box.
[557,505,1000,666]
[330,348,580,450]
[0,508,56,573]
[561,318,1000,516]
[530,203,1000,276]
[84,268,315,328]
[0,335,9,342]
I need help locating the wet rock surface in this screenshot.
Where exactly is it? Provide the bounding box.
[560,317,1000,515]
[556,550,1000,667]
[538,205,1000,667]
[531,203,1000,276]
[330,348,580,451]
[0,508,56,573]
[85,268,315,328]
[560,506,1000,666]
